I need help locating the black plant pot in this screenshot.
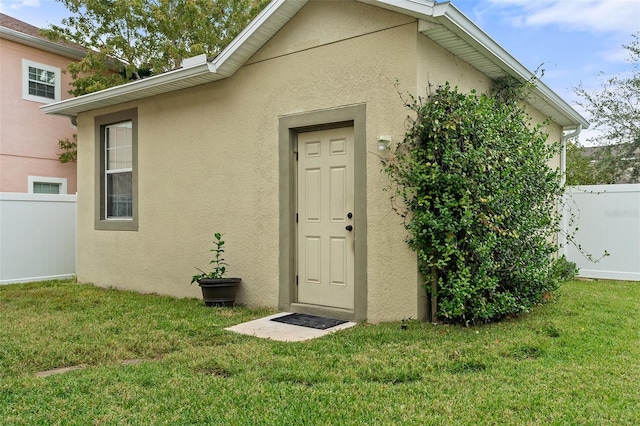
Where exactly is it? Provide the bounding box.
[198,278,241,307]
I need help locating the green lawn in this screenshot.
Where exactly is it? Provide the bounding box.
[1,279,638,425]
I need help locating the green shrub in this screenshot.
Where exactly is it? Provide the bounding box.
[552,255,579,281]
[383,81,563,324]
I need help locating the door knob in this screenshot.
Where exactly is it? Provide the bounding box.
[346,225,353,231]
[347,212,353,219]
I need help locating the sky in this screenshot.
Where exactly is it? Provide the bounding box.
[2,0,639,144]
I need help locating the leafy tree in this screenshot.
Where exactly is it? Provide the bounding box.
[565,139,625,185]
[383,81,564,324]
[41,0,269,96]
[572,32,640,184]
[58,134,77,163]
[565,140,593,185]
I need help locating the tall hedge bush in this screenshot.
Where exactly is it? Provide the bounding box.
[383,82,563,324]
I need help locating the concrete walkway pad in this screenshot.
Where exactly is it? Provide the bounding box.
[225,312,357,342]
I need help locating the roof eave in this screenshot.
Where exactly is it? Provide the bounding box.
[41,61,217,118]
[40,0,588,130]
[212,0,308,76]
[1,26,86,60]
[41,0,308,118]
[425,2,588,129]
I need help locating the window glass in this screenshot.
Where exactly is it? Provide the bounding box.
[33,182,61,194]
[95,109,137,231]
[28,66,56,99]
[106,172,132,217]
[105,121,133,219]
[22,60,60,103]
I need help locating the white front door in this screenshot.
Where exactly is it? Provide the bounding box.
[297,127,355,309]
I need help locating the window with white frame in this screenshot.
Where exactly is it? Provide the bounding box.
[95,109,138,231]
[22,59,61,103]
[28,176,67,194]
[34,182,60,194]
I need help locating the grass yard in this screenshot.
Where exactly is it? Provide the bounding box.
[1,279,638,425]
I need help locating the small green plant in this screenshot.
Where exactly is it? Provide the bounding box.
[191,232,229,283]
[552,255,579,281]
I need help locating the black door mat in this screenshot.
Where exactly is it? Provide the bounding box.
[270,313,348,330]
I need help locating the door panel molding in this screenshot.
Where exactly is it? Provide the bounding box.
[278,104,367,322]
[297,128,354,309]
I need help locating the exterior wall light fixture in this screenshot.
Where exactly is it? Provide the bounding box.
[377,135,391,152]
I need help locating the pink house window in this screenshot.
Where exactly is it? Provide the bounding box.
[28,66,56,99]
[22,59,61,103]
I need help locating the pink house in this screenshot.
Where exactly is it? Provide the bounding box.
[0,13,84,194]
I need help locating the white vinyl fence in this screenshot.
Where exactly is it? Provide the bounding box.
[1,187,636,284]
[561,184,640,281]
[0,193,77,284]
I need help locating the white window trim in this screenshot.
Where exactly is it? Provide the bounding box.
[22,59,61,104]
[28,176,68,194]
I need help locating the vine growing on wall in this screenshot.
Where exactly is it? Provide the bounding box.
[382,80,566,324]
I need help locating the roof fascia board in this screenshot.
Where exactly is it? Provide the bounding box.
[429,2,588,129]
[1,26,85,60]
[212,0,308,76]
[41,61,215,117]
[530,80,590,130]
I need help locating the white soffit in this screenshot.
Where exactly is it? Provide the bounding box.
[358,0,436,16]
[421,2,588,129]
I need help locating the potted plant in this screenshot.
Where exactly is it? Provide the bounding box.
[191,232,241,307]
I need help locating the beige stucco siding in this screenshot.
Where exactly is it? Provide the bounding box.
[73,0,566,323]
[528,106,563,170]
[416,33,493,97]
[76,1,421,322]
[248,0,415,65]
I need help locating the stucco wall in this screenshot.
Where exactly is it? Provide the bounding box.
[0,38,77,193]
[73,0,566,323]
[416,32,493,97]
[530,106,563,170]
